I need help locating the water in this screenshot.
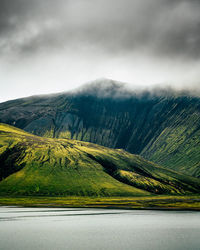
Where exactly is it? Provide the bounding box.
[0,207,200,250]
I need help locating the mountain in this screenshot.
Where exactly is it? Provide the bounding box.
[1,123,200,196]
[0,79,200,177]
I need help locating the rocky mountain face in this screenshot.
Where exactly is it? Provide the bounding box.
[0,79,200,177]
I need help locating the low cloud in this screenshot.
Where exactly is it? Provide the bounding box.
[0,0,200,102]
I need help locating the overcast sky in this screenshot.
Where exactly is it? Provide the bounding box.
[0,0,200,102]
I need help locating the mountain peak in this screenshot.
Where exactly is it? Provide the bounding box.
[74,78,131,98]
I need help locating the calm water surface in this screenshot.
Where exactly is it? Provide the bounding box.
[0,206,200,250]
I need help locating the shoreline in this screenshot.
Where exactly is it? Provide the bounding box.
[0,195,200,211]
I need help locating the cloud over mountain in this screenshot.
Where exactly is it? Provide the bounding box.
[0,0,200,102]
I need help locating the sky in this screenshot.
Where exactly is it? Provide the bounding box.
[0,0,200,102]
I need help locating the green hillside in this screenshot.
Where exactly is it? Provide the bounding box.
[141,118,200,177]
[0,79,199,177]
[0,123,200,196]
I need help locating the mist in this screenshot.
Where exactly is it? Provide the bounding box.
[1,0,200,102]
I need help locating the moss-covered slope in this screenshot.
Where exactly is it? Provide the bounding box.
[0,123,200,196]
[0,80,199,177]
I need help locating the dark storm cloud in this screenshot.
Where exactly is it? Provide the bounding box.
[0,0,200,60]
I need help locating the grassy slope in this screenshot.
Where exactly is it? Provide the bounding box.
[0,123,200,197]
[0,124,147,197]
[141,103,200,177]
[0,90,199,178]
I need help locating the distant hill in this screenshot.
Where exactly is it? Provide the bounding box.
[0,79,199,177]
[1,123,200,196]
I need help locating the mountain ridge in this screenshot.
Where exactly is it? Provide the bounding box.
[0,79,199,177]
[1,78,200,105]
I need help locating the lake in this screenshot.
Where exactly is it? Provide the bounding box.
[0,207,200,250]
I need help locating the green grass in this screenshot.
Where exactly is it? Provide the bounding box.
[142,111,200,177]
[0,123,200,197]
[0,195,200,210]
